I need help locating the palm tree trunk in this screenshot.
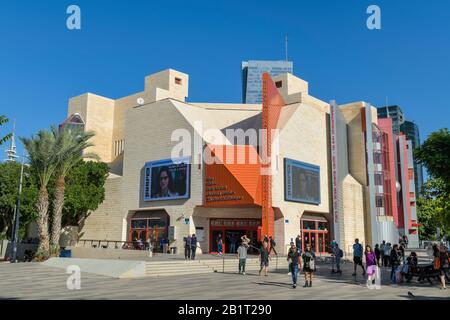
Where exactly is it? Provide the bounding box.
[36,186,50,254]
[51,175,65,250]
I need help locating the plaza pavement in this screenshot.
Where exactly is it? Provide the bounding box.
[0,260,449,300]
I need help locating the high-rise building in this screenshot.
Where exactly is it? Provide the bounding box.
[400,120,424,195]
[377,105,405,134]
[242,60,293,104]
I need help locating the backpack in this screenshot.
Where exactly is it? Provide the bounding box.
[339,249,344,258]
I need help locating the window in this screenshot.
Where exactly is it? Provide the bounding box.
[302,220,316,230]
[275,81,282,88]
[374,173,383,186]
[374,152,382,164]
[376,195,384,208]
[408,169,414,180]
[175,77,182,85]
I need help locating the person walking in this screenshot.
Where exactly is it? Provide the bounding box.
[434,244,449,290]
[269,236,278,255]
[302,243,316,287]
[374,244,381,267]
[217,234,223,256]
[295,235,302,255]
[383,243,392,267]
[190,234,197,260]
[352,239,366,276]
[390,244,402,284]
[403,235,409,249]
[229,234,237,254]
[184,234,191,260]
[263,235,269,247]
[380,241,386,266]
[237,242,248,275]
[331,242,343,274]
[287,242,302,288]
[365,245,377,288]
[259,242,270,276]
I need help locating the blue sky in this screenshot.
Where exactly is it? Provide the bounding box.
[0,0,449,158]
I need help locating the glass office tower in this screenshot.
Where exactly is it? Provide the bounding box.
[242,60,293,104]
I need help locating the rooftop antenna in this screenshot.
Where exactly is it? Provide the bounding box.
[285,34,288,61]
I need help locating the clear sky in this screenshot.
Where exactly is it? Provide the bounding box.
[0,0,449,158]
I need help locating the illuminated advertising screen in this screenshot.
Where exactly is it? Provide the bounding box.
[284,158,321,205]
[144,157,190,201]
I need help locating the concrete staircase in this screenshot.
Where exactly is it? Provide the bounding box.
[144,257,284,277]
[144,260,214,277]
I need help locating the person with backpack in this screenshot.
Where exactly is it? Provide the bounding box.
[287,242,302,288]
[302,243,316,287]
[184,235,191,260]
[352,238,366,276]
[190,234,198,260]
[331,242,343,274]
[390,244,402,284]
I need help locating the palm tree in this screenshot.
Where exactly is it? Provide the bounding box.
[50,126,97,254]
[0,115,12,145]
[20,130,57,256]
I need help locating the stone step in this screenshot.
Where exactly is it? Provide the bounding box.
[144,268,215,277]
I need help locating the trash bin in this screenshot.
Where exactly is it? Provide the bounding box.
[60,249,72,258]
[170,247,177,255]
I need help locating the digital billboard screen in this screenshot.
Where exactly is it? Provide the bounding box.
[284,158,320,205]
[144,157,190,201]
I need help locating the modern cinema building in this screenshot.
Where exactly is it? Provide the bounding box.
[63,68,420,255]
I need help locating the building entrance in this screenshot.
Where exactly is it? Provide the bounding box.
[129,210,169,253]
[301,215,330,254]
[210,219,261,254]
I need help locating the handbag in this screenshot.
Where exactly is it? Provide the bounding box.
[434,257,441,270]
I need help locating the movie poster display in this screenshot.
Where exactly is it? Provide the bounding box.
[144,157,190,201]
[284,158,321,205]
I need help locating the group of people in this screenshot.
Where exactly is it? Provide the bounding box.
[183,234,198,260]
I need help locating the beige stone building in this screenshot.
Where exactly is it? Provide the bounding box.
[64,68,416,256]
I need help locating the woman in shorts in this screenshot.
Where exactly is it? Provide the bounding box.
[302,243,316,287]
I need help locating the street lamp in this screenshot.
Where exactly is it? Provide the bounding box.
[11,154,29,263]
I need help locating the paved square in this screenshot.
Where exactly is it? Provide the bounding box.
[0,261,449,300]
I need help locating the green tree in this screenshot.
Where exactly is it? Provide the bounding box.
[0,162,38,240]
[20,130,57,258]
[0,115,12,145]
[50,127,97,254]
[62,161,109,228]
[415,128,450,192]
[415,128,450,239]
[417,179,449,240]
